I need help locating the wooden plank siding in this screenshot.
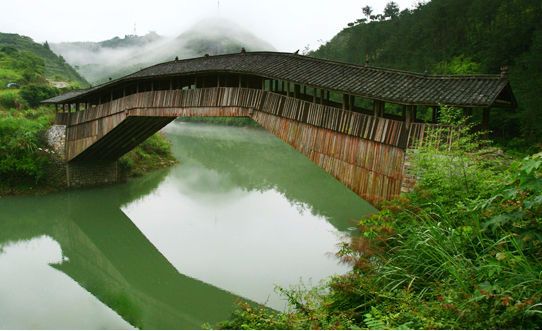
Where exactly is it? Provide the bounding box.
[61,87,445,203]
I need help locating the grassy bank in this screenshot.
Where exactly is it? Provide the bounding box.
[119,132,177,178]
[216,110,542,329]
[0,100,176,196]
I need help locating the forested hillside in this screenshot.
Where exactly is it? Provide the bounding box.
[0,33,88,88]
[312,0,542,147]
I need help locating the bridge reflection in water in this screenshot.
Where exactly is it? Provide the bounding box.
[0,121,375,329]
[0,171,240,329]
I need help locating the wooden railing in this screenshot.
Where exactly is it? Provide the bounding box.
[57,87,441,149]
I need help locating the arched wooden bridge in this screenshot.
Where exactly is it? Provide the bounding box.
[43,51,516,204]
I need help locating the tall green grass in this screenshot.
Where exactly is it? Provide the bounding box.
[216,108,542,330]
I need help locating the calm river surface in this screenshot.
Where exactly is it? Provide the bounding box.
[0,120,375,329]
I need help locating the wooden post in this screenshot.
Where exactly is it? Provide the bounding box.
[342,94,349,110]
[294,84,300,99]
[405,105,416,126]
[432,106,440,123]
[286,82,291,97]
[373,100,385,117]
[482,108,490,132]
[349,95,355,111]
[75,103,80,112]
[320,89,325,105]
[463,108,473,119]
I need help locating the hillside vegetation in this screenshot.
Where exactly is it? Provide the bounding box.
[0,33,88,88]
[312,0,542,148]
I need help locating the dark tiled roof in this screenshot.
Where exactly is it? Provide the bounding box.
[43,52,514,107]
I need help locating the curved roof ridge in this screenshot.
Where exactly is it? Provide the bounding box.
[43,51,514,108]
[134,51,503,80]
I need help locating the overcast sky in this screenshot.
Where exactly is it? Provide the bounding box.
[0,0,417,51]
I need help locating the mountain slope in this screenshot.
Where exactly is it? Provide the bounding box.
[0,33,88,88]
[51,18,275,84]
[312,0,542,144]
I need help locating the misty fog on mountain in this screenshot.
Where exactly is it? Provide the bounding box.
[51,18,275,84]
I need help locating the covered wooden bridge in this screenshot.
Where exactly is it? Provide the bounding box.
[43,51,516,203]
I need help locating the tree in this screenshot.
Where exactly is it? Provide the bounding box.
[362,5,373,19]
[43,41,50,50]
[19,84,58,108]
[383,1,400,19]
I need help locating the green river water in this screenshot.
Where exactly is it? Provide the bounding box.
[0,121,375,329]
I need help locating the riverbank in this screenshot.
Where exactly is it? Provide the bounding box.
[216,111,542,329]
[0,105,176,196]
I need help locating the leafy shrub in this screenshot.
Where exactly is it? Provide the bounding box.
[19,84,58,108]
[0,89,24,109]
[119,132,175,178]
[0,113,52,185]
